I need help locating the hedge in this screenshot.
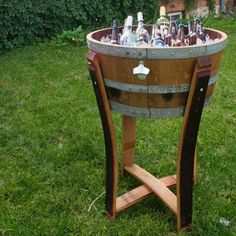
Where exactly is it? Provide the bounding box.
[0,0,158,52]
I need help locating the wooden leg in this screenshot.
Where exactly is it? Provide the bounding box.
[122,115,136,175]
[177,57,212,231]
[194,142,198,185]
[87,51,118,219]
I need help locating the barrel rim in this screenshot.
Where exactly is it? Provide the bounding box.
[87,27,227,59]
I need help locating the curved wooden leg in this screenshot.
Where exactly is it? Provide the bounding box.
[87,51,118,219]
[177,57,212,231]
[122,115,136,175]
[194,142,199,185]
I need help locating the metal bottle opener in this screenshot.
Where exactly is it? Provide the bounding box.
[133,61,150,80]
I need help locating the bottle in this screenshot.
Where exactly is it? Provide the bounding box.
[164,20,176,46]
[135,12,149,45]
[174,19,180,36]
[152,24,161,40]
[164,28,172,47]
[110,20,119,45]
[187,20,194,35]
[120,16,134,46]
[193,18,207,44]
[174,24,186,47]
[153,33,165,47]
[197,23,207,44]
[156,6,169,39]
[194,18,201,36]
[186,20,197,45]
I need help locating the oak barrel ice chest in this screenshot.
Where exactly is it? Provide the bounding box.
[86,26,227,231]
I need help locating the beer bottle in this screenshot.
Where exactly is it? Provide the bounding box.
[186,20,197,45]
[174,24,186,47]
[164,21,176,46]
[194,18,201,36]
[164,27,172,47]
[198,23,207,43]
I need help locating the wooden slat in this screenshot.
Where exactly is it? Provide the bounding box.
[122,115,136,172]
[176,56,211,231]
[87,51,118,219]
[116,185,151,213]
[159,175,177,187]
[116,175,177,213]
[194,142,199,185]
[124,164,177,215]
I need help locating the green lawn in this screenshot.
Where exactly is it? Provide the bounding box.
[0,18,235,235]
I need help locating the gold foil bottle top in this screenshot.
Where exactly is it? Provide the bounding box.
[160,6,166,17]
[156,6,169,26]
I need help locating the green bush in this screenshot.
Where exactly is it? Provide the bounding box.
[0,0,158,52]
[52,26,86,47]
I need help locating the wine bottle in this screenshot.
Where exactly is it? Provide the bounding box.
[110,20,119,45]
[135,12,149,45]
[153,33,165,47]
[156,6,169,39]
[120,16,134,46]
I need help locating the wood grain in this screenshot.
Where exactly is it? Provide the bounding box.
[194,142,199,185]
[99,51,222,86]
[106,80,215,109]
[124,164,177,215]
[116,175,177,213]
[87,51,118,219]
[122,115,136,170]
[176,56,212,231]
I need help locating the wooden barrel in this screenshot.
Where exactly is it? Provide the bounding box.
[87,27,227,118]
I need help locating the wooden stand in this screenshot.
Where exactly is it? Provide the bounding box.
[87,51,212,231]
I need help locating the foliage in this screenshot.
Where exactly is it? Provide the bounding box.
[208,0,215,11]
[52,26,87,47]
[184,0,195,11]
[184,0,215,12]
[0,0,157,52]
[0,18,235,235]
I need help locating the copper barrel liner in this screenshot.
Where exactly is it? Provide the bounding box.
[87,27,227,118]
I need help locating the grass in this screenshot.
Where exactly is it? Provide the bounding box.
[0,18,236,235]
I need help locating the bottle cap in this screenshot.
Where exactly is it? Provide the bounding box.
[160,6,166,16]
[127,16,133,27]
[137,12,143,22]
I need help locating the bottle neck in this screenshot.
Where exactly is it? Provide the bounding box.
[111,21,119,44]
[125,25,132,34]
[188,21,193,34]
[138,20,144,28]
[177,27,185,42]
